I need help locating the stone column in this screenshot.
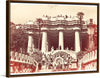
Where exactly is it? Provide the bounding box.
[27,32,34,55]
[41,31,48,52]
[59,31,64,50]
[75,30,80,53]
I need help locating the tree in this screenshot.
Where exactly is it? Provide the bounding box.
[77,12,84,29]
[10,28,28,53]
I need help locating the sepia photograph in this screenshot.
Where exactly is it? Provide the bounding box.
[6,0,99,76]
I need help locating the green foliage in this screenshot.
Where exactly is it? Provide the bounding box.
[10,28,28,53]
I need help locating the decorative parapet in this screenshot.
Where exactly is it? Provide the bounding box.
[81,48,97,70]
[82,49,97,63]
[10,51,37,73]
[10,51,34,64]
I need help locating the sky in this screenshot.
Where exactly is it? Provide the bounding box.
[10,3,97,24]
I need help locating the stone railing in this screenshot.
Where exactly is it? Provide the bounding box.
[41,20,81,26]
[10,51,36,73]
[82,49,97,63]
[81,48,97,70]
[10,51,34,64]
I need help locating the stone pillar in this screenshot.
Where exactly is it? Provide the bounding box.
[75,30,80,53]
[27,32,34,55]
[41,31,48,52]
[59,31,64,50]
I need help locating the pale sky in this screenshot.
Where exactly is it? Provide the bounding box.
[10,3,97,24]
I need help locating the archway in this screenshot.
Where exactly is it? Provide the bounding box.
[53,57,64,70]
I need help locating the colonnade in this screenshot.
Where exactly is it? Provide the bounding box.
[27,30,81,54]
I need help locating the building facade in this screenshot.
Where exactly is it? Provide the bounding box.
[10,12,97,73]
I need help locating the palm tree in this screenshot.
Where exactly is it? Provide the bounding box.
[77,12,84,19]
[37,18,43,50]
[77,12,84,29]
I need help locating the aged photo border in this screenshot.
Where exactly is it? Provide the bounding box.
[6,0,99,77]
